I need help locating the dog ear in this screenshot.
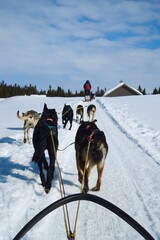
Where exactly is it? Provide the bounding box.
[80,120,84,124]
[43,103,48,111]
[92,119,97,123]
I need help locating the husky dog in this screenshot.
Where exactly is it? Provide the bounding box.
[32,103,58,193]
[62,104,73,130]
[76,105,84,123]
[87,104,96,122]
[75,120,108,193]
[17,110,41,143]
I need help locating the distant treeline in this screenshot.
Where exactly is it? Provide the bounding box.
[138,85,160,95]
[0,81,160,98]
[0,81,105,98]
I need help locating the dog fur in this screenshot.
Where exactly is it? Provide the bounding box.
[62,104,73,130]
[17,110,41,143]
[32,103,58,193]
[87,104,96,122]
[75,120,108,193]
[76,105,84,123]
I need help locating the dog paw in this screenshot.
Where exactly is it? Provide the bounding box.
[44,188,50,194]
[82,186,89,193]
[91,186,100,191]
[82,189,87,194]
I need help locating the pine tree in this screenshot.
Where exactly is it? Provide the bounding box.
[152,88,158,94]
[142,88,146,95]
[47,85,52,96]
[67,89,72,97]
[138,85,142,93]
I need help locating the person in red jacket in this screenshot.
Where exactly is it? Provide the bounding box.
[83,80,91,95]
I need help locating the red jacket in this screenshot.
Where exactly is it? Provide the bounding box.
[84,83,91,91]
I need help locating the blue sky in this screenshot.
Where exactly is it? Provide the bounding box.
[0,0,160,93]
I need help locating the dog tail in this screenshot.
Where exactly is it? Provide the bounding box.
[32,149,40,163]
[32,141,46,162]
[17,110,33,121]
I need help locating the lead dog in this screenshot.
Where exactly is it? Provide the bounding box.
[62,104,73,130]
[76,105,84,123]
[32,103,58,193]
[75,120,108,193]
[17,110,41,143]
[87,104,96,121]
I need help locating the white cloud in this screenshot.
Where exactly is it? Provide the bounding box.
[0,0,160,92]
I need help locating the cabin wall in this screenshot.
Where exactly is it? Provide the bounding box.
[106,86,141,97]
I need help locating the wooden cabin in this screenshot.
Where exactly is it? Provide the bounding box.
[104,81,142,97]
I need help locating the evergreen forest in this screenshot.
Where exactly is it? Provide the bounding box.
[0,80,160,98]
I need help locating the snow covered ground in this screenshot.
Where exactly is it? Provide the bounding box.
[0,95,160,240]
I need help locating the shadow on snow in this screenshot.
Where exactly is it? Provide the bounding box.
[0,137,17,144]
[0,157,36,183]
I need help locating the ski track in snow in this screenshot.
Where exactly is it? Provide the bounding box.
[96,99,160,239]
[0,96,159,240]
[97,99,160,167]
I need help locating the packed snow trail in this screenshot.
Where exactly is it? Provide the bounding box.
[0,96,159,240]
[95,99,160,239]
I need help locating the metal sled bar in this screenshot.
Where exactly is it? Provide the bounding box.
[13,193,155,240]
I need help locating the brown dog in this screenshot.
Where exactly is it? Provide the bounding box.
[75,120,108,193]
[17,110,41,143]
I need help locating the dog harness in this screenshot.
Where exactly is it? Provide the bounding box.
[85,125,100,142]
[44,118,57,135]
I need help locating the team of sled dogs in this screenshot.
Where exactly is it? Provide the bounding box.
[17,103,108,193]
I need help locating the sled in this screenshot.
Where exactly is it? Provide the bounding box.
[84,94,91,102]
[13,193,154,240]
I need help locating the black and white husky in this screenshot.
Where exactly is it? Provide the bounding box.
[76,105,84,123]
[87,104,96,122]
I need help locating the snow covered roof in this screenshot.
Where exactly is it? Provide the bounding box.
[104,81,143,97]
